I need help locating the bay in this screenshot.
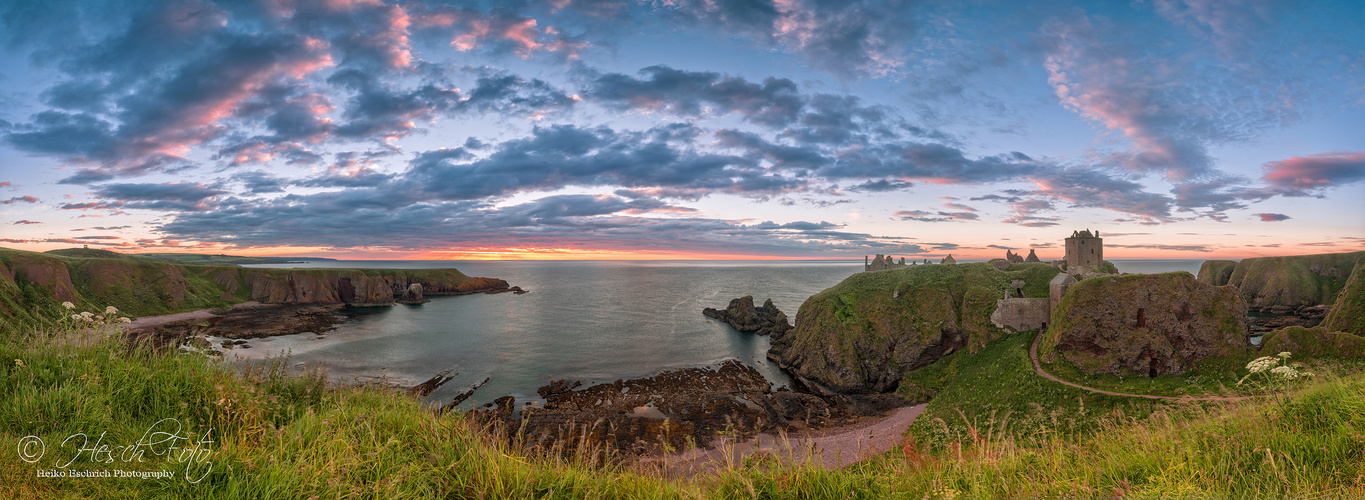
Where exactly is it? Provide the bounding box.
[227,259,1208,409]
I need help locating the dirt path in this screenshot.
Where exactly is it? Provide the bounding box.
[652,404,927,478]
[1028,331,1261,402]
[79,302,263,338]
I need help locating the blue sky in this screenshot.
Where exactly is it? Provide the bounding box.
[0,0,1362,260]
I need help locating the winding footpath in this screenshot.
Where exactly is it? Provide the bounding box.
[1028,332,1264,402]
[654,404,927,478]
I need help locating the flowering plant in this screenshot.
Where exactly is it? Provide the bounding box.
[1238,351,1303,386]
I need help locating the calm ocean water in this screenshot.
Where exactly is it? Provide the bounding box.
[226,259,1205,408]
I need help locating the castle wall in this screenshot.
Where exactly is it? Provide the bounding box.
[990,298,1050,331]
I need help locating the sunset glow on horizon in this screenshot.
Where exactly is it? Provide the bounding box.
[1,1,1361,261]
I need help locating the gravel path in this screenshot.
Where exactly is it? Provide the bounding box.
[654,403,927,478]
[1028,331,1263,402]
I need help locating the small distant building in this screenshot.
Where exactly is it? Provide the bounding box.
[864,254,908,272]
[1024,249,1041,263]
[941,254,956,265]
[1064,229,1103,270]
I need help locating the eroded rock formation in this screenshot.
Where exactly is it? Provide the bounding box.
[1041,272,1249,377]
[702,295,793,336]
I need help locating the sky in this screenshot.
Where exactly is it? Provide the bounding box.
[0,0,1362,261]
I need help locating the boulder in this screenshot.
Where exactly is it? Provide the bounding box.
[991,260,1011,271]
[397,282,430,304]
[1041,272,1250,377]
[702,296,793,336]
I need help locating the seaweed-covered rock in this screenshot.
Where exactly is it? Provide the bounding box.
[1224,251,1365,307]
[1321,258,1365,336]
[1197,260,1238,286]
[769,262,1060,394]
[1041,272,1249,376]
[702,296,792,336]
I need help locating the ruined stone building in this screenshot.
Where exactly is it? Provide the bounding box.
[864,254,907,272]
[1064,229,1103,270]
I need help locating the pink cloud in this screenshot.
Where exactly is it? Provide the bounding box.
[1253,213,1290,222]
[1261,151,1365,189]
[0,181,11,188]
[1,195,39,204]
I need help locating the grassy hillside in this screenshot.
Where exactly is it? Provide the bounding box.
[1196,259,1238,286]
[1224,250,1364,307]
[1321,256,1365,335]
[774,262,1060,394]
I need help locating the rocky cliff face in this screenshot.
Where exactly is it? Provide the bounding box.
[0,247,512,323]
[768,263,1059,394]
[1221,251,1364,307]
[1321,258,1365,336]
[1041,272,1249,376]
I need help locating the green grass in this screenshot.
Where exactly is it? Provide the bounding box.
[904,332,1188,452]
[5,300,1365,498]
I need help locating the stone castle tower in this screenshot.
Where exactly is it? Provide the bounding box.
[1064,229,1103,269]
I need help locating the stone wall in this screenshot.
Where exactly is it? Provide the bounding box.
[990,297,1050,331]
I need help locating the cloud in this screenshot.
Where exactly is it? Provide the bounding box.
[1254,212,1290,222]
[2,195,39,204]
[894,210,978,223]
[1107,243,1213,252]
[655,0,915,77]
[1261,151,1365,191]
[586,65,802,127]
[12,220,41,225]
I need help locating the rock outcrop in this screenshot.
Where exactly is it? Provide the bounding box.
[1321,258,1365,336]
[702,296,792,336]
[397,283,430,304]
[1041,272,1250,377]
[472,360,903,456]
[768,262,1060,394]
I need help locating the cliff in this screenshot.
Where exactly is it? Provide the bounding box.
[0,247,509,325]
[769,262,1060,394]
[1196,260,1238,286]
[1220,251,1364,307]
[1040,272,1249,377]
[1320,257,1365,336]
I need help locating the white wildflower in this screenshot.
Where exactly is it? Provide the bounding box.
[1270,365,1299,380]
[1245,356,1278,374]
[105,306,118,315]
[118,317,132,324]
[80,311,94,319]
[61,301,75,310]
[1277,351,1292,359]
[71,314,83,321]
[95,315,104,321]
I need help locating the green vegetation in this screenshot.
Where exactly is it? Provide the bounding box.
[1225,250,1364,306]
[1196,259,1238,286]
[5,298,1365,497]
[778,262,1060,393]
[1322,257,1365,335]
[905,333,1179,450]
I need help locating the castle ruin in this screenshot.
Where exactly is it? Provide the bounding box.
[1064,229,1103,270]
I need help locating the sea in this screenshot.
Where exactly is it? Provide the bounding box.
[222,259,1205,409]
